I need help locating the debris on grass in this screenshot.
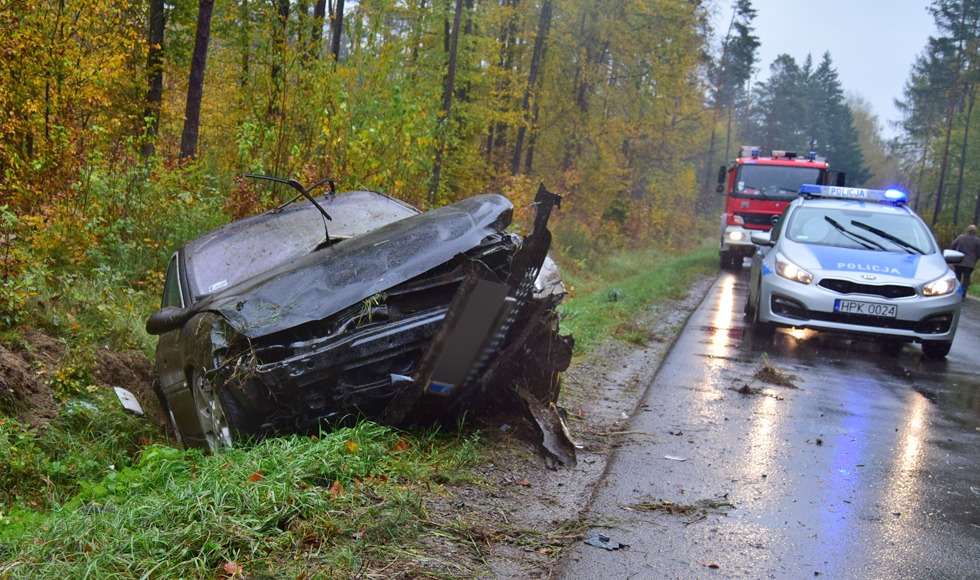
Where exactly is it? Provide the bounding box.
[753,353,798,388]
[613,320,655,345]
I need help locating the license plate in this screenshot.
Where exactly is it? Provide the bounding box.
[834,299,897,317]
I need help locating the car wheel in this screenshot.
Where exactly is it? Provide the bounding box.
[921,340,952,360]
[720,250,732,270]
[729,253,742,270]
[191,371,237,451]
[751,288,775,336]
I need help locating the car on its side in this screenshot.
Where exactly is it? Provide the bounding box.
[746,185,964,359]
[146,178,575,464]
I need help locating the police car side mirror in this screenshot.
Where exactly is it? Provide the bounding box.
[750,232,772,246]
[943,249,964,265]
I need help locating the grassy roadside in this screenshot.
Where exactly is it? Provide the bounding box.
[0,413,485,578]
[0,245,718,579]
[558,247,718,354]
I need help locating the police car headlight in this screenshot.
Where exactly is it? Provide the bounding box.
[923,272,957,296]
[774,253,813,284]
[728,231,744,241]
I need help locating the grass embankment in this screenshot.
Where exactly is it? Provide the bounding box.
[0,245,718,578]
[558,246,717,354]
[0,412,484,578]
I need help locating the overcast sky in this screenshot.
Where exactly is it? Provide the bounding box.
[713,0,939,139]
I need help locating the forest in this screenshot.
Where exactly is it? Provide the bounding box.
[0,0,892,347]
[894,0,980,238]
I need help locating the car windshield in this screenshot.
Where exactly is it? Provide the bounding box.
[184,191,418,301]
[735,165,823,200]
[785,206,936,254]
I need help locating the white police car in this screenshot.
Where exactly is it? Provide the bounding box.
[745,185,964,358]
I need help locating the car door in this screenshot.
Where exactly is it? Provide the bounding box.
[155,253,186,392]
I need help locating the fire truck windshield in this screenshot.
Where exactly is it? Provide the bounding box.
[733,165,823,200]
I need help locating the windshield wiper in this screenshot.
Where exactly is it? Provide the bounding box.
[849,220,923,254]
[244,174,336,248]
[823,216,886,251]
[740,184,771,201]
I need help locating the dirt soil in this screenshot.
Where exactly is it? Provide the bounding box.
[0,329,166,428]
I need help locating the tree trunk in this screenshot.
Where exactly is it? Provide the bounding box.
[312,0,327,59]
[141,0,165,160]
[512,0,552,175]
[525,101,539,171]
[953,84,975,225]
[269,0,289,117]
[430,0,465,203]
[239,0,251,89]
[330,0,345,61]
[179,0,214,160]
[932,0,967,225]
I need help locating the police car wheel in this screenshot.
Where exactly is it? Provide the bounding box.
[921,340,952,360]
[751,290,775,336]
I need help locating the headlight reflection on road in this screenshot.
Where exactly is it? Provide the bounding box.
[707,276,738,360]
[744,394,780,475]
[878,393,930,575]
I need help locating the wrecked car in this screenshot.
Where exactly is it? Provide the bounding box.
[146,179,576,464]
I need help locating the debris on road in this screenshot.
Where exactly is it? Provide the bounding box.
[664,455,687,461]
[753,353,799,388]
[583,533,628,550]
[627,496,734,524]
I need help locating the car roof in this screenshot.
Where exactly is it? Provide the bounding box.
[794,197,916,216]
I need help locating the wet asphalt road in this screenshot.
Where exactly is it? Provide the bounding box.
[558,270,980,579]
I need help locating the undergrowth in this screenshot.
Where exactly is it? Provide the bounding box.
[557,247,716,354]
[0,419,483,579]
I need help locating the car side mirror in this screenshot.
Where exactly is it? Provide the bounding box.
[943,249,965,265]
[835,172,846,187]
[146,306,193,335]
[716,165,727,194]
[750,232,772,246]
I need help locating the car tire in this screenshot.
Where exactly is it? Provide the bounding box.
[751,288,775,337]
[720,250,732,270]
[191,371,251,451]
[921,340,952,360]
[729,253,743,270]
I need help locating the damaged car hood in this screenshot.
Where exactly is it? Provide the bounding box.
[203,194,514,339]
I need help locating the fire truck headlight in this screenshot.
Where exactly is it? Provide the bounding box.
[728,231,744,241]
[732,215,744,224]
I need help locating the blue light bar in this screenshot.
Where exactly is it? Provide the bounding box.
[799,184,907,203]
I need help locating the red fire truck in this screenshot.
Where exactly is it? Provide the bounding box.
[716,145,843,269]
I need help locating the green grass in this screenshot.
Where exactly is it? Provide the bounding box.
[0,416,484,579]
[558,247,717,354]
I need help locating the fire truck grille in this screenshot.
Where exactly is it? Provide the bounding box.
[736,212,779,227]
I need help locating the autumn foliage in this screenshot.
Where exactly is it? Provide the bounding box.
[0,0,716,335]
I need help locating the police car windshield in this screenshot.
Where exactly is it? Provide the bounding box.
[786,207,935,254]
[735,165,822,200]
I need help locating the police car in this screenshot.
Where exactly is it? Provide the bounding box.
[745,185,964,358]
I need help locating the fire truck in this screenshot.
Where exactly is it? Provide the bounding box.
[716,145,844,269]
